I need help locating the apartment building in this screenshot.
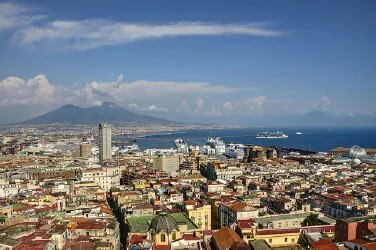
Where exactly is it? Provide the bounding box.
[81,167,120,191]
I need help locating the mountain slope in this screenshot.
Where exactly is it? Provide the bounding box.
[18,102,170,124]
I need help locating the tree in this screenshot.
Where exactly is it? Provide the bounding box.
[301,213,326,226]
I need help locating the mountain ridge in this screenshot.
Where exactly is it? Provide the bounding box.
[16,102,171,125]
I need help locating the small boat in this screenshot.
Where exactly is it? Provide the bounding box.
[296,132,303,135]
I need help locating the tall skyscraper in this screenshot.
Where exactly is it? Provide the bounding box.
[98,122,112,163]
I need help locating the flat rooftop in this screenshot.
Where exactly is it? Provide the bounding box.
[255,213,311,224]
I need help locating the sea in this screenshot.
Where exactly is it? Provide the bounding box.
[116,127,376,152]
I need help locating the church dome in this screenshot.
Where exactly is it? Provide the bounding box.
[148,212,179,233]
[348,145,367,158]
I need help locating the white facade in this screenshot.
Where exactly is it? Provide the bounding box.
[81,167,120,191]
[98,123,112,163]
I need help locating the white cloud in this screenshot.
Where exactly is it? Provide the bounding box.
[181,101,189,112]
[0,74,245,110]
[196,98,204,110]
[141,105,168,113]
[127,103,140,110]
[222,96,267,113]
[314,96,331,111]
[16,19,284,50]
[116,74,124,83]
[211,105,222,116]
[0,2,45,32]
[126,103,167,112]
[92,100,103,106]
[244,96,267,111]
[223,101,236,111]
[1,74,298,120]
[0,74,56,106]
[75,78,241,105]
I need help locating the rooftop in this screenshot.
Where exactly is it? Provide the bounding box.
[127,212,198,233]
[255,212,311,224]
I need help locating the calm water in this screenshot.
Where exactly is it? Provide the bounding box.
[117,128,376,152]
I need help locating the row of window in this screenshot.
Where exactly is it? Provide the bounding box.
[267,237,295,244]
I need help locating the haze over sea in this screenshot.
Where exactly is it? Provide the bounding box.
[118,128,376,152]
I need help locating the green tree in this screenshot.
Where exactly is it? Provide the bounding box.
[301,213,326,226]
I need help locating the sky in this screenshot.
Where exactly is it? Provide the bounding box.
[0,0,375,125]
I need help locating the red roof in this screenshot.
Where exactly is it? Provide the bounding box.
[129,234,144,244]
[64,240,96,250]
[257,228,300,235]
[184,200,197,205]
[311,239,338,250]
[237,219,257,229]
[229,202,247,211]
[182,233,200,241]
[76,221,106,230]
[154,245,170,250]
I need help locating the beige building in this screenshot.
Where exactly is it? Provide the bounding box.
[184,200,212,230]
[80,143,91,157]
[153,155,179,177]
[98,122,112,163]
[81,167,120,191]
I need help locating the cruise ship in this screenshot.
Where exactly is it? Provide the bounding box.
[256,131,288,139]
[206,137,226,155]
[225,143,245,159]
[174,138,186,147]
[119,143,139,153]
[174,138,189,153]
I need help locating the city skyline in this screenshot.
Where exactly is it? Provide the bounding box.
[0,0,375,126]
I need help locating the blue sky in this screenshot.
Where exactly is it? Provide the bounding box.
[0,0,375,124]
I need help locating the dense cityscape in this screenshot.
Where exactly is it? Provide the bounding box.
[1,1,375,249]
[0,122,375,250]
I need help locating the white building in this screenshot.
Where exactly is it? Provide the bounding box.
[98,123,112,163]
[81,167,120,191]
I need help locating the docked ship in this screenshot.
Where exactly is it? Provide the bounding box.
[174,138,189,153]
[121,143,139,152]
[225,143,245,160]
[256,131,288,139]
[206,137,226,155]
[174,138,186,147]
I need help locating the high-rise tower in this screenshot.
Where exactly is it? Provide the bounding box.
[98,122,112,163]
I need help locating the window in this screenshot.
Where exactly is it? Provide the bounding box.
[172,232,176,240]
[161,234,166,242]
[269,239,272,243]
[285,237,288,242]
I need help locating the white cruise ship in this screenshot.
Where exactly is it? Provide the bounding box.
[206,137,226,155]
[256,131,288,139]
[119,143,139,153]
[225,143,245,159]
[174,138,186,147]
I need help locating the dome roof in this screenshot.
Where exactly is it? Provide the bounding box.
[348,145,367,158]
[148,212,179,233]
